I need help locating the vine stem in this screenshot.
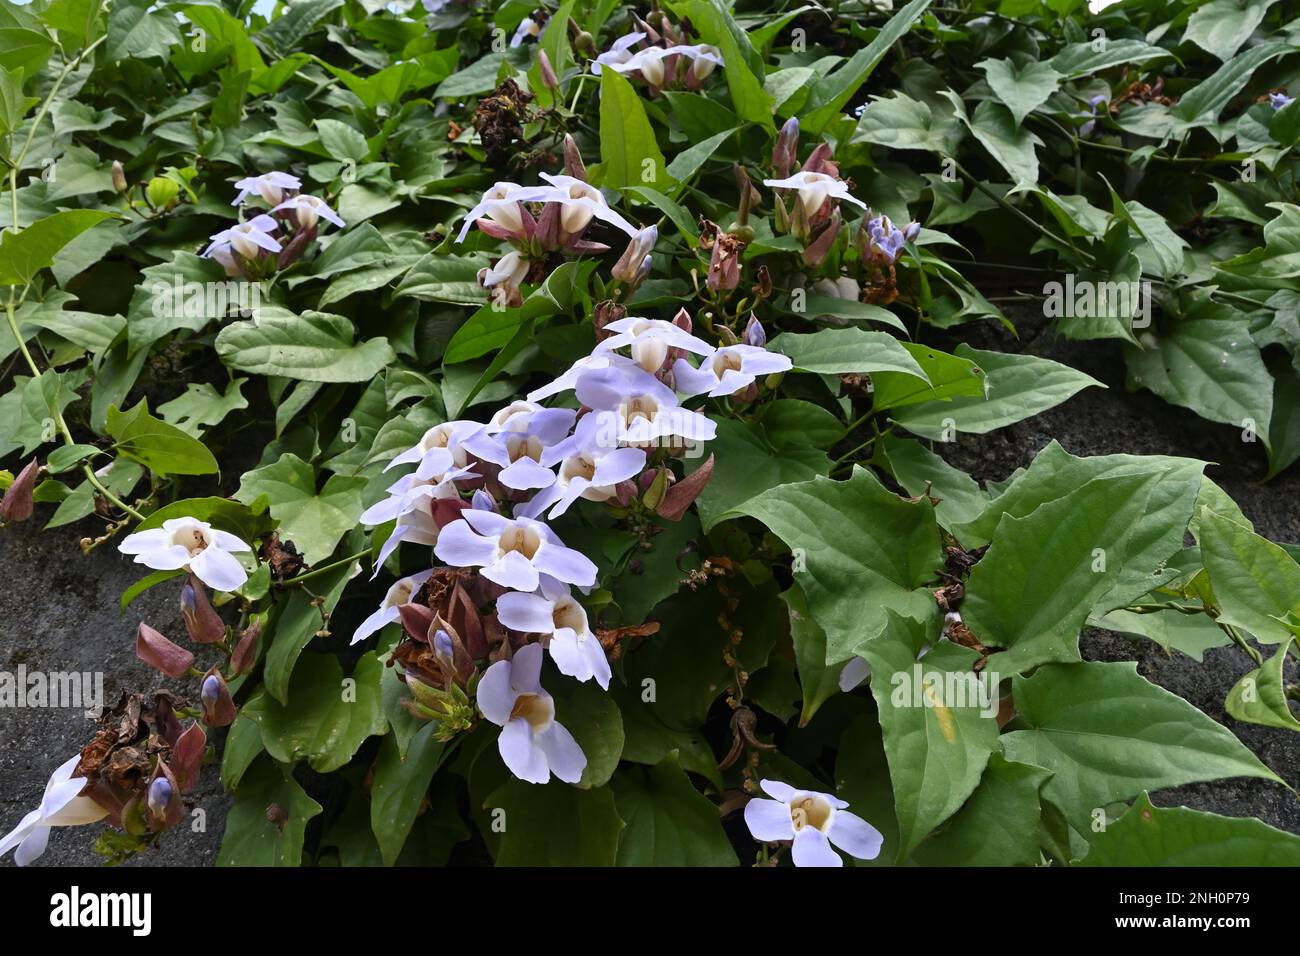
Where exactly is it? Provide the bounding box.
[2,33,142,522]
[284,549,369,585]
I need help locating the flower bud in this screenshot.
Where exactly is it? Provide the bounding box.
[200,669,237,727]
[612,225,658,282]
[707,233,743,291]
[471,488,499,512]
[537,49,559,91]
[145,176,180,209]
[903,220,921,241]
[231,619,262,676]
[658,453,714,521]
[111,160,127,193]
[563,134,587,179]
[0,457,39,523]
[136,622,195,679]
[743,314,766,348]
[802,207,841,267]
[773,117,799,177]
[180,574,226,644]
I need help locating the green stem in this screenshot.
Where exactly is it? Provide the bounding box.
[285,549,369,585]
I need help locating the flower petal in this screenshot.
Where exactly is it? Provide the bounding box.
[536,721,586,784]
[827,810,884,861]
[189,546,248,592]
[497,591,556,635]
[791,827,843,867]
[744,798,795,842]
[498,718,549,784]
[476,659,517,726]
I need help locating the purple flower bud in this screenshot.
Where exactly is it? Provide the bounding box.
[180,574,225,644]
[147,777,173,816]
[903,221,921,242]
[433,628,455,659]
[201,675,221,709]
[744,314,766,348]
[471,488,498,512]
[199,668,237,727]
[773,117,799,177]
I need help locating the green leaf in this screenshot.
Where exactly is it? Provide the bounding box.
[691,417,829,530]
[1049,39,1173,79]
[215,311,396,383]
[862,627,1000,859]
[106,399,219,477]
[0,369,83,459]
[879,434,988,528]
[979,57,1061,127]
[739,467,941,663]
[485,779,624,866]
[1226,638,1300,732]
[1096,608,1232,663]
[0,27,54,77]
[235,453,365,564]
[1079,792,1300,866]
[1200,509,1300,644]
[1000,661,1282,830]
[853,91,962,155]
[597,68,673,191]
[261,556,355,703]
[911,754,1052,867]
[1186,0,1278,61]
[45,442,99,474]
[316,117,370,163]
[870,341,986,410]
[219,714,264,791]
[0,65,36,135]
[963,473,1175,674]
[667,0,773,129]
[1170,41,1290,130]
[0,210,115,286]
[802,0,932,133]
[666,126,737,183]
[557,678,624,789]
[891,344,1102,439]
[216,758,321,867]
[370,725,446,866]
[156,378,247,436]
[611,753,738,866]
[243,652,387,772]
[770,327,929,380]
[784,582,844,727]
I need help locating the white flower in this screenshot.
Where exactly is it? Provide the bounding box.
[477,643,586,784]
[0,755,108,866]
[273,194,345,230]
[672,344,793,398]
[762,171,867,218]
[384,419,482,479]
[351,569,434,645]
[743,780,883,867]
[603,44,723,88]
[361,466,475,574]
[510,16,540,48]
[575,363,717,446]
[517,412,646,520]
[525,352,637,402]
[456,181,559,242]
[434,511,597,592]
[591,31,647,74]
[479,249,531,291]
[231,170,301,206]
[538,173,639,237]
[498,577,611,688]
[203,214,282,260]
[461,406,576,491]
[119,517,252,592]
[595,316,715,373]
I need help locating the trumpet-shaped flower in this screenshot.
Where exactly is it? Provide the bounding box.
[203,215,282,260]
[497,577,611,688]
[385,420,482,480]
[672,344,793,398]
[526,352,637,402]
[538,173,639,237]
[517,413,647,519]
[456,182,561,242]
[591,31,648,74]
[743,779,883,867]
[477,643,585,784]
[119,517,252,592]
[461,407,577,491]
[362,467,475,574]
[232,170,301,206]
[575,364,717,446]
[434,510,597,592]
[763,170,867,218]
[273,194,345,230]
[0,755,108,866]
[595,316,714,373]
[352,569,435,645]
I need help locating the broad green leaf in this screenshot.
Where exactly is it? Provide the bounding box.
[485,779,624,866]
[1170,41,1290,130]
[0,65,35,135]
[1049,39,1173,78]
[862,626,1000,859]
[157,378,248,436]
[1186,0,1278,62]
[611,753,738,866]
[783,582,845,727]
[739,467,941,663]
[963,472,1171,674]
[1200,509,1300,643]
[891,344,1102,439]
[316,117,370,163]
[1225,638,1300,732]
[235,453,365,564]
[598,68,673,191]
[770,327,929,380]
[870,341,986,410]
[691,417,829,530]
[106,399,220,476]
[802,0,932,133]
[911,754,1052,866]
[1079,792,1300,866]
[853,91,962,155]
[215,311,396,383]
[219,714,264,791]
[243,652,387,772]
[0,210,115,285]
[1096,608,1231,663]
[370,725,446,865]
[667,0,773,129]
[879,433,988,528]
[260,552,356,704]
[979,57,1061,127]
[1001,661,1282,830]
[556,678,624,789]
[216,758,322,867]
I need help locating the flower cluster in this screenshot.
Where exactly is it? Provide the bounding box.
[202,170,345,277]
[357,307,790,783]
[590,14,723,94]
[1,691,209,866]
[458,141,652,305]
